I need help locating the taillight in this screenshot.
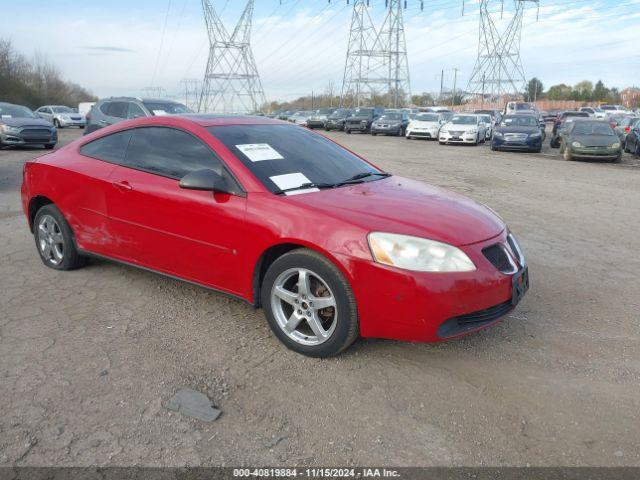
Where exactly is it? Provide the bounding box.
[625,126,631,133]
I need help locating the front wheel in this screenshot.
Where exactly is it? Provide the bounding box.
[261,249,359,357]
[345,129,351,134]
[33,204,87,271]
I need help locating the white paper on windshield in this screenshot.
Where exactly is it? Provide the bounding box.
[236,143,284,162]
[1,115,12,119]
[269,172,319,196]
[152,110,168,116]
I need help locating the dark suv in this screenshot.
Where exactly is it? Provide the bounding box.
[324,109,353,131]
[344,107,385,134]
[550,111,590,148]
[85,97,192,135]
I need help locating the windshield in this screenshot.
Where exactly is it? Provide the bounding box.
[142,102,192,115]
[502,115,538,127]
[516,103,533,111]
[207,124,384,194]
[415,113,439,122]
[316,109,333,115]
[379,113,402,121]
[573,122,615,136]
[451,115,476,125]
[0,104,38,119]
[52,106,74,113]
[329,109,351,118]
[353,108,374,117]
[440,112,454,121]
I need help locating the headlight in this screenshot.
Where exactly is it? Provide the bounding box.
[0,125,21,135]
[361,120,368,124]
[468,129,478,134]
[529,132,541,138]
[572,141,582,148]
[611,142,620,149]
[493,131,503,137]
[368,232,476,272]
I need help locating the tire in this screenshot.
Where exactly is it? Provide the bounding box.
[53,119,61,128]
[371,132,377,136]
[260,248,359,358]
[33,204,87,271]
[534,146,542,153]
[405,135,411,140]
[44,144,55,150]
[345,129,351,134]
[439,141,445,145]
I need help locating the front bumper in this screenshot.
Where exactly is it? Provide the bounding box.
[334,229,527,343]
[58,118,86,127]
[1,128,57,147]
[406,127,439,139]
[569,147,620,160]
[371,125,401,134]
[306,119,326,128]
[345,121,370,132]
[325,120,345,130]
[492,135,542,151]
[439,131,478,144]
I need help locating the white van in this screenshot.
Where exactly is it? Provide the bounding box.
[78,102,96,117]
[504,101,536,115]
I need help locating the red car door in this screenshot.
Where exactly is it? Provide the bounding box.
[104,126,249,297]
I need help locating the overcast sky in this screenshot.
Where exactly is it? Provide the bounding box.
[4,0,640,102]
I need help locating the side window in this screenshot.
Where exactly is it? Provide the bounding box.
[106,102,128,118]
[124,127,224,179]
[99,102,111,115]
[79,130,133,164]
[127,102,146,119]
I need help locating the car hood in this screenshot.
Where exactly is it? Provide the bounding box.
[571,134,618,146]
[409,120,440,128]
[287,177,504,246]
[496,125,538,134]
[445,122,477,131]
[0,117,53,128]
[348,115,373,121]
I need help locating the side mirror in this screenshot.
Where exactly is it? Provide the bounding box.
[179,169,226,192]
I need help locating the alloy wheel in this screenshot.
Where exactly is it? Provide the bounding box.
[270,268,338,346]
[37,214,64,266]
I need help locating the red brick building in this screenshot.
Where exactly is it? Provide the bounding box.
[620,88,640,109]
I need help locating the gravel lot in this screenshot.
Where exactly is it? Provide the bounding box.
[1,127,639,467]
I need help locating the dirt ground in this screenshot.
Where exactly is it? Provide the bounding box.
[1,127,639,467]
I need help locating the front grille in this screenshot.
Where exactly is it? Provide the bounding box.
[412,132,431,137]
[482,244,516,274]
[22,128,51,138]
[438,301,513,338]
[449,130,463,136]
[504,133,528,141]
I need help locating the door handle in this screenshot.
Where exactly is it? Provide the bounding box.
[112,181,132,192]
[99,120,108,125]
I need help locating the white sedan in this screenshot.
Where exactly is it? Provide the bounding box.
[439,114,487,145]
[405,113,443,140]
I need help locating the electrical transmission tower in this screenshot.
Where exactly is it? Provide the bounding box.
[466,0,539,103]
[198,0,266,114]
[340,0,411,108]
[179,78,201,111]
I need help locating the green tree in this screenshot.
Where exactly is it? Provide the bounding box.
[572,80,594,101]
[524,77,544,102]
[411,92,435,107]
[547,84,573,101]
[592,80,610,102]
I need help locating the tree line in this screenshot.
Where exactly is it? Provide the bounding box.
[0,39,97,109]
[524,77,621,104]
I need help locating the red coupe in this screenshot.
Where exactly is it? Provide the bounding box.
[21,115,529,357]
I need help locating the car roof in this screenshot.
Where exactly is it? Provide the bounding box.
[174,114,286,127]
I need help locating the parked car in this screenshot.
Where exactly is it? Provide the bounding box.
[558,119,621,162]
[371,112,409,136]
[36,105,86,129]
[344,107,384,134]
[0,102,57,149]
[623,122,640,156]
[405,112,444,140]
[607,113,630,129]
[324,109,353,131]
[288,111,314,126]
[579,107,606,119]
[439,114,487,145]
[550,111,590,148]
[491,114,544,153]
[600,104,630,115]
[306,108,336,129]
[504,101,536,116]
[478,114,494,140]
[543,109,561,122]
[21,114,528,357]
[614,116,640,145]
[277,110,293,121]
[85,97,192,134]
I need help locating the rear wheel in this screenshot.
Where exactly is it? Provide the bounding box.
[261,249,359,357]
[33,204,87,271]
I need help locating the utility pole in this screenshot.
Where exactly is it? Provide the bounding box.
[198,0,266,113]
[340,0,411,108]
[451,68,459,109]
[439,69,444,104]
[466,0,540,103]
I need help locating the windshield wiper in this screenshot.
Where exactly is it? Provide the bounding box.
[335,171,391,186]
[274,182,336,195]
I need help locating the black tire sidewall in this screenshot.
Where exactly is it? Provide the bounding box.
[33,204,83,270]
[261,249,358,357]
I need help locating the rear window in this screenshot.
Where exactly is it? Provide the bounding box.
[142,102,192,115]
[80,130,133,163]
